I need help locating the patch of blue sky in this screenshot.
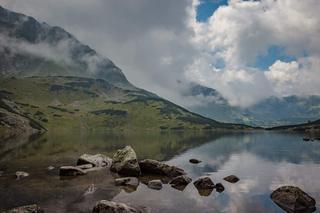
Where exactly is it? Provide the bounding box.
[254,45,297,70]
[196,0,228,22]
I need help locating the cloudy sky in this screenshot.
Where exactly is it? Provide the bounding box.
[1,0,320,108]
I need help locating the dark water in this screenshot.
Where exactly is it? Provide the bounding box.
[0,131,320,212]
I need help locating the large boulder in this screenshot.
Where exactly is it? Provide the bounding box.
[77,154,112,168]
[169,175,192,191]
[139,159,186,177]
[92,200,149,213]
[59,166,86,176]
[110,146,141,176]
[5,204,43,213]
[271,186,316,213]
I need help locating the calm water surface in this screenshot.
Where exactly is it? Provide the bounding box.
[0,131,320,212]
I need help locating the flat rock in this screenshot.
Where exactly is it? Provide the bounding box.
[223,175,239,183]
[92,200,149,213]
[47,166,55,171]
[15,171,29,180]
[110,146,141,176]
[4,204,44,213]
[77,154,112,168]
[147,180,162,190]
[169,175,192,191]
[271,186,316,213]
[189,159,202,164]
[215,183,225,193]
[76,164,93,169]
[139,159,186,177]
[59,166,86,176]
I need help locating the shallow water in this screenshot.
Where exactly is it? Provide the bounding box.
[0,131,319,212]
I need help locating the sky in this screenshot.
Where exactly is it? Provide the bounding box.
[1,0,320,108]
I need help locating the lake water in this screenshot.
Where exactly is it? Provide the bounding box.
[0,131,319,212]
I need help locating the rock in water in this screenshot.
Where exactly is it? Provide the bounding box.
[139,159,186,177]
[5,204,43,213]
[47,166,55,171]
[189,159,202,164]
[92,200,149,213]
[77,154,112,167]
[169,175,192,191]
[59,166,86,176]
[110,146,141,176]
[147,180,163,190]
[223,175,239,183]
[115,177,139,192]
[193,176,215,196]
[83,184,97,196]
[271,186,316,213]
[215,183,225,193]
[15,171,29,180]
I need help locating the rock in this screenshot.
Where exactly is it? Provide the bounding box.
[147,180,162,190]
[5,204,44,213]
[47,166,55,171]
[139,159,186,177]
[215,183,225,193]
[83,184,97,196]
[303,137,311,141]
[223,175,239,183]
[271,186,316,213]
[59,166,86,176]
[15,171,29,180]
[110,146,141,176]
[169,175,192,191]
[115,177,139,187]
[92,200,149,213]
[77,164,93,169]
[77,154,112,167]
[189,159,202,164]
[193,176,215,196]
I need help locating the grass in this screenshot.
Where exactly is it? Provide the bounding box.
[0,76,247,133]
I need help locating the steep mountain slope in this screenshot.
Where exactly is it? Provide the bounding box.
[0,6,250,138]
[188,84,320,127]
[0,5,131,89]
[0,76,247,132]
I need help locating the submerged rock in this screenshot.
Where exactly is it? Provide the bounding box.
[15,171,29,180]
[77,154,112,168]
[215,183,225,193]
[271,186,316,213]
[189,159,202,164]
[169,175,192,191]
[194,176,215,196]
[147,180,163,190]
[47,166,55,171]
[223,175,239,183]
[92,200,149,213]
[59,166,86,176]
[139,159,186,177]
[5,204,44,213]
[83,184,97,196]
[110,146,141,176]
[115,177,139,192]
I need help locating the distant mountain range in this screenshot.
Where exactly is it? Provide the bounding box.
[0,5,250,141]
[187,84,320,127]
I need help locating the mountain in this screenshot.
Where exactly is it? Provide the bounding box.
[187,84,320,127]
[0,6,250,141]
[0,5,131,89]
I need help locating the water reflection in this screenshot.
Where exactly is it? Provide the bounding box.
[0,131,320,212]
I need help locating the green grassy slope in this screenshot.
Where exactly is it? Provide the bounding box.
[0,76,249,133]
